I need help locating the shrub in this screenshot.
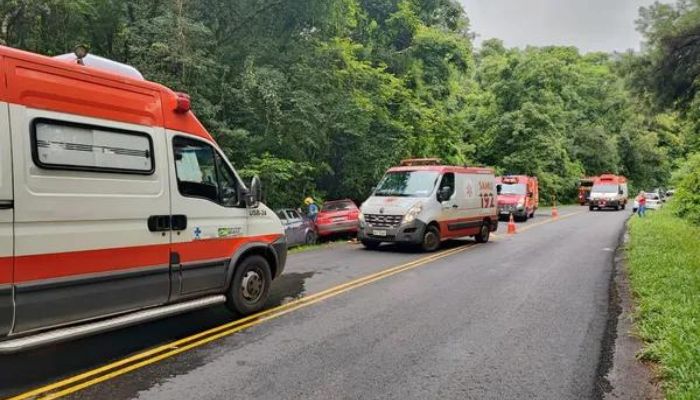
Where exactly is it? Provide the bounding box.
[671,152,700,224]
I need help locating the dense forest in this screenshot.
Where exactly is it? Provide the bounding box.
[0,0,698,209]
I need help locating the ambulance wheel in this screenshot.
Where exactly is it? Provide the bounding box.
[589,205,594,211]
[475,223,490,243]
[361,240,381,250]
[421,225,441,252]
[226,255,272,315]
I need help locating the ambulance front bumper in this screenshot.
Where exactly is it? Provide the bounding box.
[358,219,427,244]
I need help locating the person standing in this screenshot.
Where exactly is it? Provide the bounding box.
[305,197,319,222]
[636,191,646,217]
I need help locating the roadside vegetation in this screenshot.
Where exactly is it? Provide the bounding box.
[628,208,700,399]
[1,0,694,208]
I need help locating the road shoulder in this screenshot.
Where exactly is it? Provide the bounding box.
[601,227,663,400]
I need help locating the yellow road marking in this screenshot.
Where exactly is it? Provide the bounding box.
[8,245,473,400]
[8,210,583,400]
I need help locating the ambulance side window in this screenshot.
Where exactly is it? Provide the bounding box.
[173,136,238,207]
[438,173,455,200]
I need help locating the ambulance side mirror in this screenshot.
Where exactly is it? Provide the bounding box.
[245,176,262,208]
[528,192,533,198]
[496,185,502,195]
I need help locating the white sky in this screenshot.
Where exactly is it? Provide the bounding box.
[459,0,664,53]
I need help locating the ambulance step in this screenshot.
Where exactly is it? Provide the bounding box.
[0,295,226,353]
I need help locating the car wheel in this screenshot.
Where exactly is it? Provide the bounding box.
[621,203,626,210]
[421,225,441,252]
[589,205,594,211]
[475,223,490,243]
[305,231,317,245]
[361,240,381,250]
[226,255,271,315]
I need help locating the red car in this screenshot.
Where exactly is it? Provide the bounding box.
[316,199,360,237]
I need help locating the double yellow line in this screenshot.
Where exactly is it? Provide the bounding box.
[9,243,476,400]
[9,208,585,399]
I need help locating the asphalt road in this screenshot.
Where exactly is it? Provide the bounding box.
[0,205,631,399]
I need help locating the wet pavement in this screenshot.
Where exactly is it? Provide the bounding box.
[0,205,627,399]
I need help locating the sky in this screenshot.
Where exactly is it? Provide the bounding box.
[459,0,662,53]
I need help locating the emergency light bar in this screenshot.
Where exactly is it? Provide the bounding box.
[399,158,442,166]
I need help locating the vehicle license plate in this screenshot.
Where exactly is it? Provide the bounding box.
[372,229,387,237]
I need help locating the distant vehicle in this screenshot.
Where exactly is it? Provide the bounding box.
[496,175,539,222]
[316,200,360,238]
[578,176,597,205]
[0,45,286,353]
[589,174,629,211]
[276,209,317,247]
[358,158,498,251]
[644,192,663,210]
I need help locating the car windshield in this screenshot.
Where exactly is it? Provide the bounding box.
[499,183,526,195]
[374,171,440,197]
[592,184,618,193]
[323,201,354,211]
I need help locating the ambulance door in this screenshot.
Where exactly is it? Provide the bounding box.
[167,132,248,299]
[10,110,172,334]
[0,98,13,337]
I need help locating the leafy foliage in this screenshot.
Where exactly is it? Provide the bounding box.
[0,0,687,208]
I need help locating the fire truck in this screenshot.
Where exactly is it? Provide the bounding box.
[0,45,286,352]
[578,176,596,205]
[496,175,539,222]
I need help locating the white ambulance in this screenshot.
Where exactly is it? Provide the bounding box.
[0,45,286,352]
[358,159,498,251]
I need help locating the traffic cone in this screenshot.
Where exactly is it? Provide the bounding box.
[507,213,517,234]
[552,194,559,218]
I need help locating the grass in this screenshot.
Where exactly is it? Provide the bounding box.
[627,207,700,399]
[287,239,349,254]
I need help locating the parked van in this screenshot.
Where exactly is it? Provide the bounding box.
[0,45,286,352]
[589,174,629,211]
[496,175,539,221]
[358,159,498,251]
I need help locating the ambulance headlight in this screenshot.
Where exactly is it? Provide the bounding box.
[517,198,525,208]
[402,203,423,224]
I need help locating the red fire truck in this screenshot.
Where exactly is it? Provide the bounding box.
[496,175,539,222]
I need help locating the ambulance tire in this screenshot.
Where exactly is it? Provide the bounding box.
[475,223,490,243]
[226,255,272,315]
[421,225,441,252]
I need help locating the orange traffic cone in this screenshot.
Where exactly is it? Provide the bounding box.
[507,213,517,234]
[552,194,559,218]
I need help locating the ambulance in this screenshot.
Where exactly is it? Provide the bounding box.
[0,45,286,352]
[589,174,629,211]
[358,159,498,251]
[495,175,539,221]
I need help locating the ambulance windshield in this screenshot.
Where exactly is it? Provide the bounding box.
[592,184,619,193]
[374,171,440,197]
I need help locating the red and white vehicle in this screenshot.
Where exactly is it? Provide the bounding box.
[315,199,360,238]
[589,174,629,211]
[0,46,286,352]
[358,159,498,251]
[496,175,539,221]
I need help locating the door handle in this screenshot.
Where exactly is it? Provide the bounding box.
[171,215,188,231]
[0,200,13,210]
[452,204,459,209]
[148,215,171,232]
